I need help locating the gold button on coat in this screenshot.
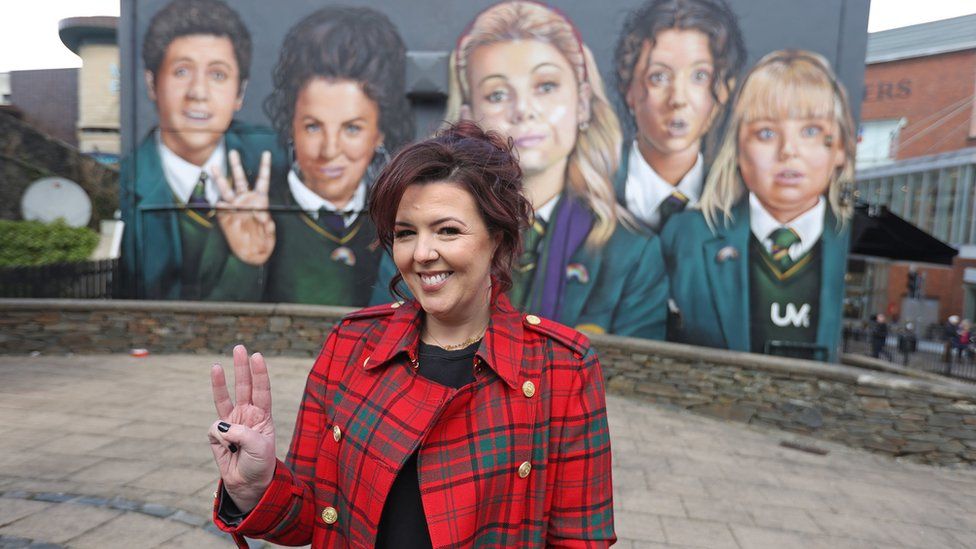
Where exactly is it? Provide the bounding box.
[322,506,338,524]
[525,314,541,325]
[332,425,342,442]
[522,381,536,398]
[518,461,532,478]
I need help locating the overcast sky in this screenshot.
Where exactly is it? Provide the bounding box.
[0,0,975,72]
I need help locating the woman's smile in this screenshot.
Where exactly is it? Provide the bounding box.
[418,271,453,291]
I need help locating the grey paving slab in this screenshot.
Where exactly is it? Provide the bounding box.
[0,502,121,544]
[162,528,238,548]
[680,495,753,525]
[129,466,218,495]
[660,517,738,549]
[67,511,191,549]
[1,353,975,549]
[68,458,161,485]
[0,500,52,527]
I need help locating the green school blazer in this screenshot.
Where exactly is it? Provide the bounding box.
[263,177,381,306]
[658,199,850,362]
[612,142,707,235]
[119,121,285,300]
[369,199,669,340]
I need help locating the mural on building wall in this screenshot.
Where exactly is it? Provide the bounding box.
[660,50,857,362]
[261,6,412,306]
[120,0,282,301]
[119,0,858,362]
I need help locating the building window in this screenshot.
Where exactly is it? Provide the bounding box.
[857,118,905,168]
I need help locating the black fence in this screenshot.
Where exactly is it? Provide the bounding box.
[843,327,976,383]
[0,259,118,299]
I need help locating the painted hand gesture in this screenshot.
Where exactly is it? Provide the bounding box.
[209,344,277,514]
[212,150,276,266]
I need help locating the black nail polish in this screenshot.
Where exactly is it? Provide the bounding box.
[228,443,238,453]
[218,422,230,433]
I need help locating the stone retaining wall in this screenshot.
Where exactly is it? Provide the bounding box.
[4,299,975,467]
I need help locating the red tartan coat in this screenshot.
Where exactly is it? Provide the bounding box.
[214,294,615,548]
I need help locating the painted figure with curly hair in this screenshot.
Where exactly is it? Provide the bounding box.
[434,0,669,339]
[613,0,745,233]
[660,50,856,361]
[262,6,413,305]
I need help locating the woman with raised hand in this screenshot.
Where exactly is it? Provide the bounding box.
[209,122,615,547]
[262,6,412,305]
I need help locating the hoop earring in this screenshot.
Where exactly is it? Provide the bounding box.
[287,139,304,181]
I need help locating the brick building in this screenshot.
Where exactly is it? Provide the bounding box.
[851,14,976,329]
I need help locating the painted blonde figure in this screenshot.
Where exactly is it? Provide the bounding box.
[660,49,856,361]
[441,0,668,338]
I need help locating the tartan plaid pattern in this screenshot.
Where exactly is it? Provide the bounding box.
[214,294,615,548]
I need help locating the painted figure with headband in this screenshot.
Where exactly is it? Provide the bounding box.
[421,0,669,339]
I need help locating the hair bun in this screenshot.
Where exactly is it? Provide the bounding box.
[438,120,520,174]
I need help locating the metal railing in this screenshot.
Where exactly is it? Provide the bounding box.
[0,259,118,299]
[842,327,976,382]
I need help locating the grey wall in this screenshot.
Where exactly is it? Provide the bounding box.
[10,68,79,147]
[120,0,870,155]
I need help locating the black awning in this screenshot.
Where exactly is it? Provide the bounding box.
[850,202,958,265]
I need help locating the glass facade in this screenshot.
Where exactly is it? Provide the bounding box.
[855,149,976,246]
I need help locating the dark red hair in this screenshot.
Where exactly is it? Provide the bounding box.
[369,121,532,300]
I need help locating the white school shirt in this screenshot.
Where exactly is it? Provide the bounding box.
[157,131,225,206]
[749,193,825,261]
[624,140,703,231]
[287,168,365,228]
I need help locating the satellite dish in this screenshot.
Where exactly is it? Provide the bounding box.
[21,177,92,227]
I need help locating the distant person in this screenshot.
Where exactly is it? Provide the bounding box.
[870,313,890,360]
[953,319,973,366]
[942,314,960,363]
[119,0,284,300]
[897,322,917,367]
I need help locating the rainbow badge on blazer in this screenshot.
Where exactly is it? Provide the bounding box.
[566,263,589,284]
[331,246,356,266]
[715,246,739,263]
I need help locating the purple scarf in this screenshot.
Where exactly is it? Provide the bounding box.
[533,193,593,320]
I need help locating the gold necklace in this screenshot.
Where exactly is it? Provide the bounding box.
[423,325,487,351]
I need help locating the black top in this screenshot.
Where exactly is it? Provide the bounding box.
[374,340,479,549]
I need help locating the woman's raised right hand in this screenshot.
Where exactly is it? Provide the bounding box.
[209,344,277,514]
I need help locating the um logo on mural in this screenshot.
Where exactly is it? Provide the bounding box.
[770,303,811,328]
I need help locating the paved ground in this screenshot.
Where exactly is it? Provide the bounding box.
[1,353,975,549]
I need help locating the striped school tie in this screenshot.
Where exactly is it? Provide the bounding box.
[768,227,801,270]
